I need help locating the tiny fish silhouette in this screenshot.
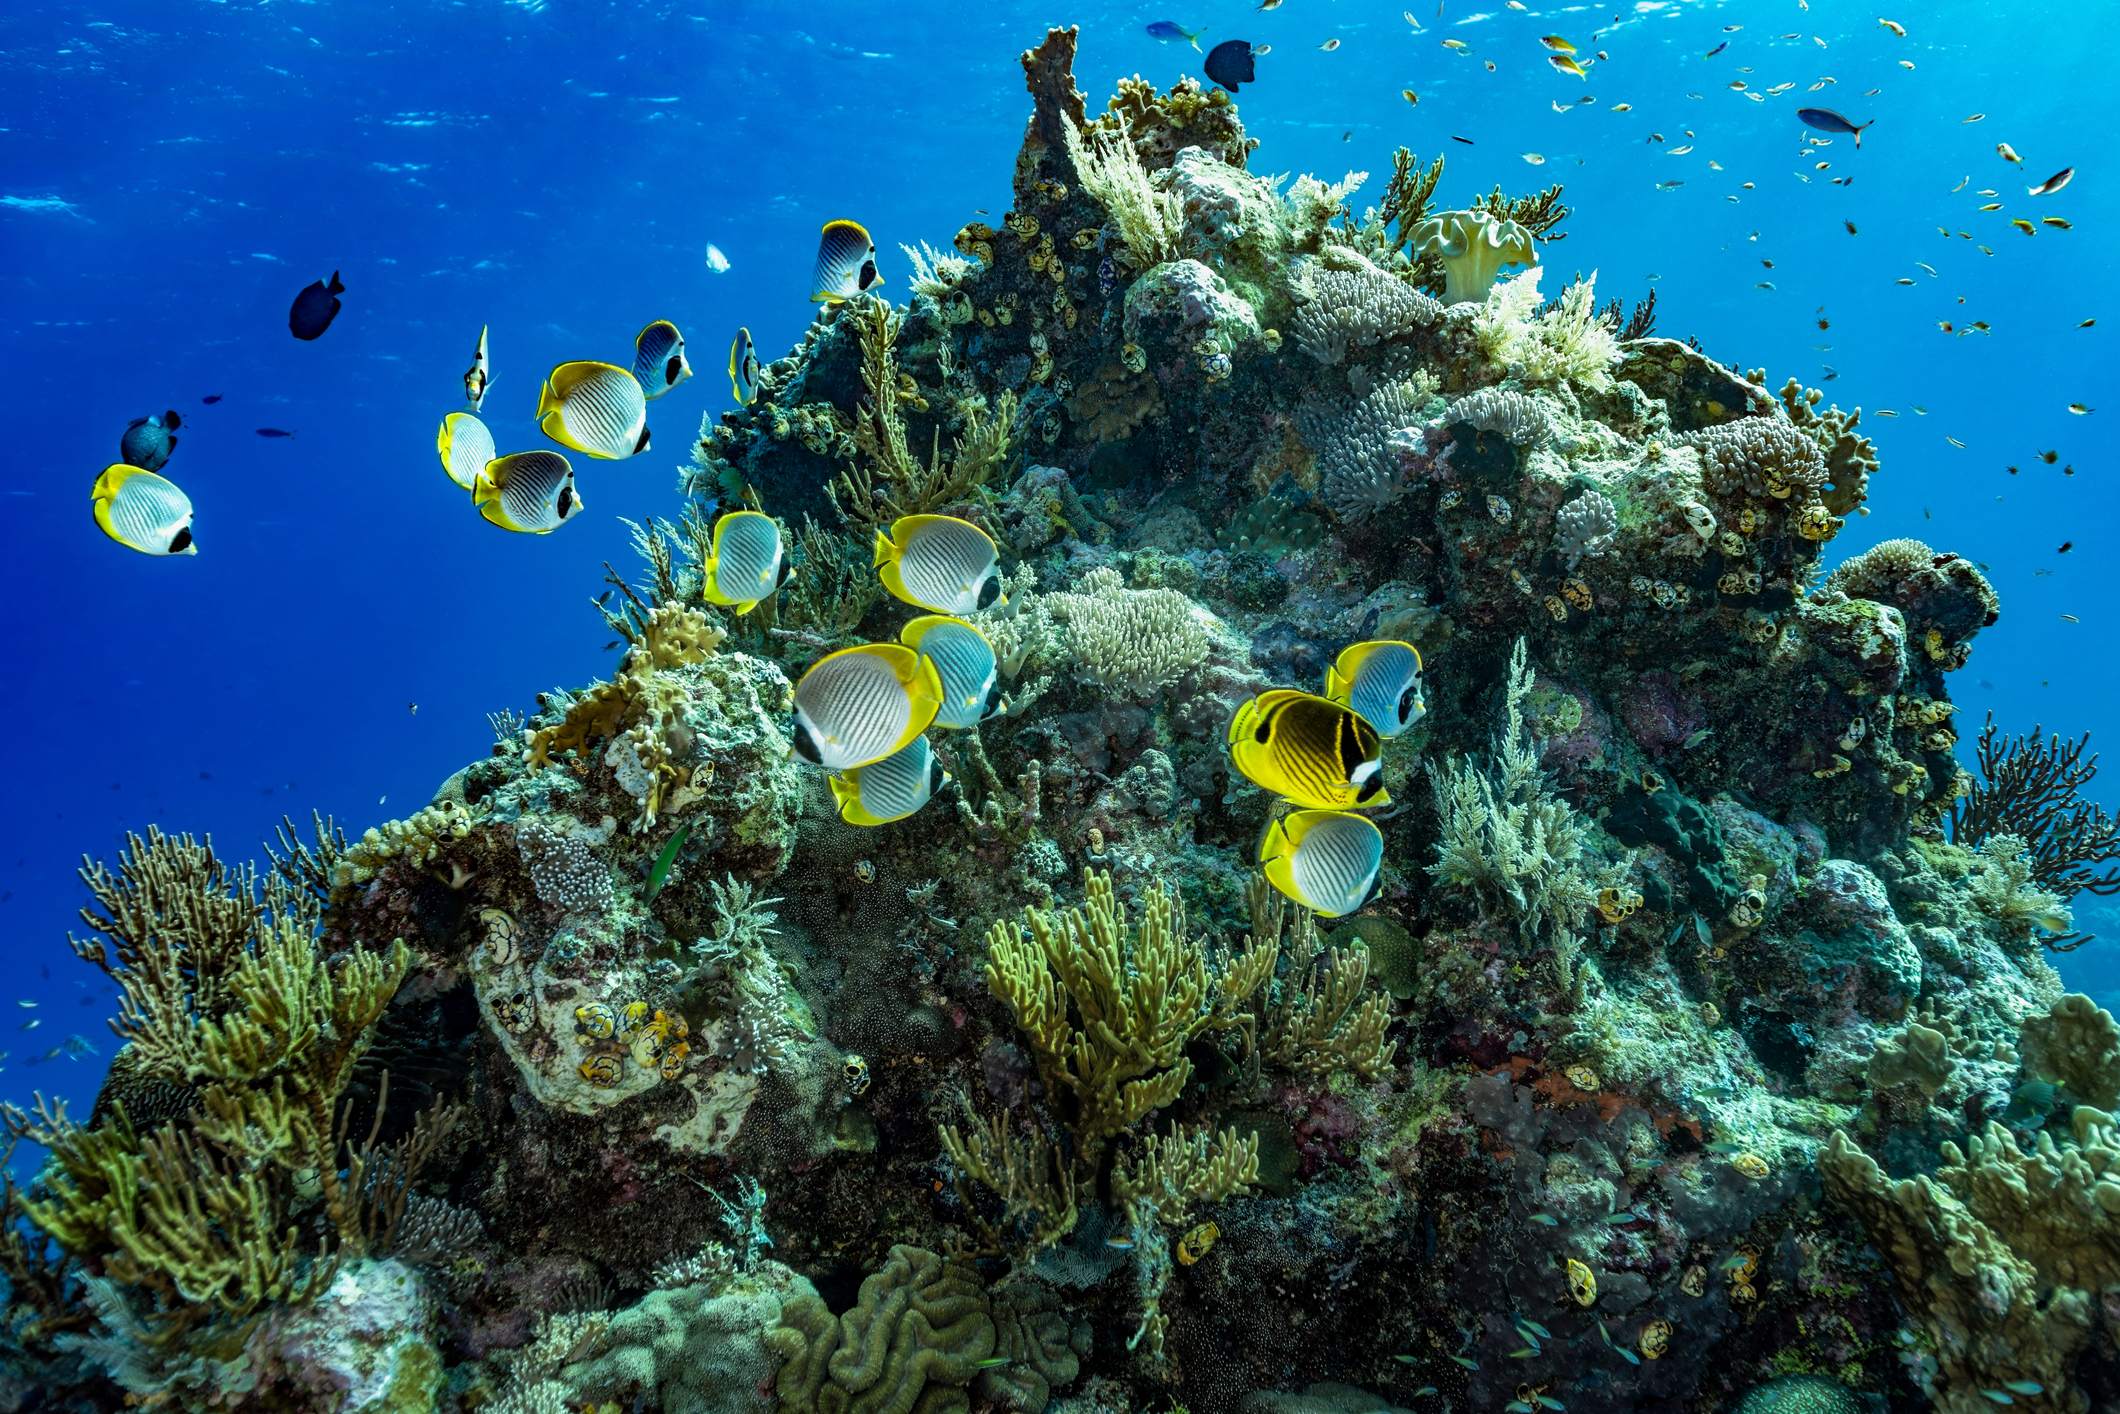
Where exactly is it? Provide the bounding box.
[255,427,295,438]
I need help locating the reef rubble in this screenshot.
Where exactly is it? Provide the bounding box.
[8,26,2120,1414]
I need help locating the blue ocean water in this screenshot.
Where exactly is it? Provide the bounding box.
[0,0,2111,1142]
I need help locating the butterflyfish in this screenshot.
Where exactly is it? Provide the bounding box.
[791,643,945,771]
[873,513,1003,615]
[537,360,650,459]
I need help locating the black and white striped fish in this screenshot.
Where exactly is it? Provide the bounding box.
[474,451,583,534]
[91,464,196,555]
[537,360,649,459]
[632,320,692,399]
[791,643,944,771]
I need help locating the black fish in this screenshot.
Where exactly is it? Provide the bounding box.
[1704,40,1727,57]
[255,427,295,438]
[288,270,345,340]
[1796,107,1873,148]
[1204,38,1255,91]
[202,394,223,404]
[119,410,181,471]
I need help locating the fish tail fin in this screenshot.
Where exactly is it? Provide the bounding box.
[1854,122,1872,148]
[328,270,344,294]
[872,529,897,571]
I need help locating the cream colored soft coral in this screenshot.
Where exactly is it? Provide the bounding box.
[1409,208,1539,304]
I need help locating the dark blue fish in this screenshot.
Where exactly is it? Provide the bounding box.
[1796,107,1873,148]
[1704,40,1727,56]
[119,410,181,471]
[202,393,223,404]
[1204,38,1255,91]
[255,427,296,438]
[288,269,345,340]
[1146,20,1201,49]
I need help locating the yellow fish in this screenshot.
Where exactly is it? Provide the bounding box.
[829,735,950,827]
[1324,641,1425,737]
[873,514,1003,615]
[1227,690,1389,810]
[1549,54,1588,78]
[791,643,945,771]
[538,360,650,460]
[91,464,196,556]
[474,451,583,534]
[1540,34,1576,53]
[1259,809,1384,918]
[437,411,494,493]
[463,323,491,412]
[701,509,792,614]
[813,219,884,304]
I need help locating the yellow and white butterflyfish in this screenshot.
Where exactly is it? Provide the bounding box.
[791,642,944,771]
[632,319,692,399]
[91,463,196,556]
[537,360,649,460]
[829,734,950,826]
[728,325,761,406]
[1259,808,1384,917]
[813,218,883,304]
[702,509,791,614]
[1227,689,1389,810]
[463,324,490,412]
[900,615,1005,729]
[437,411,495,493]
[873,513,1003,616]
[473,450,583,534]
[1324,640,1426,737]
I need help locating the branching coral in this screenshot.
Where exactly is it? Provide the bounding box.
[1948,716,2120,947]
[827,297,1017,536]
[1472,268,1618,392]
[526,599,725,829]
[978,870,1275,1170]
[1429,641,1602,991]
[1063,117,1186,269]
[1253,877,1396,1080]
[10,828,415,1342]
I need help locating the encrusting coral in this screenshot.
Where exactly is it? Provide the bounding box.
[7,26,2102,1414]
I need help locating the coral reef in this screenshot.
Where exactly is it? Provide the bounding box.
[5,28,2096,1414]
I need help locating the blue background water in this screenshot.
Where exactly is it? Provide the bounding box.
[0,0,2111,1142]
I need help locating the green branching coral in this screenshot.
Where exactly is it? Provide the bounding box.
[1254,877,1397,1080]
[977,869,1275,1168]
[1773,375,1880,517]
[1428,641,1607,992]
[6,828,415,1342]
[827,296,1017,536]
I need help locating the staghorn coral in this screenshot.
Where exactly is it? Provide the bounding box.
[1254,878,1396,1081]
